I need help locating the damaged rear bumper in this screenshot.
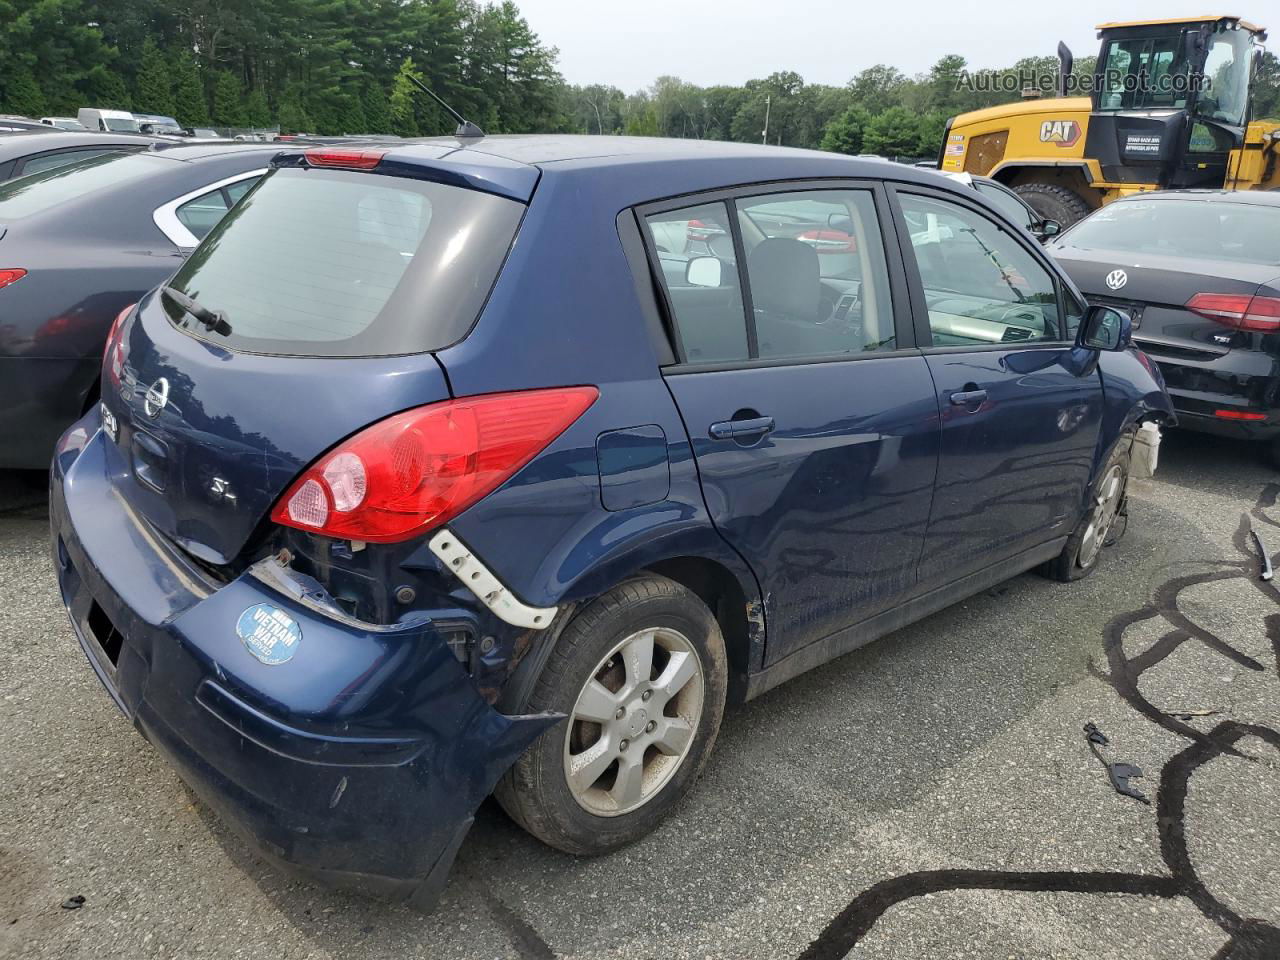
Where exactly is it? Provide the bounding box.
[49,416,559,906]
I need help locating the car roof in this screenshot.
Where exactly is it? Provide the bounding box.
[301,134,958,204]
[1112,189,1280,208]
[0,131,161,160]
[142,141,287,162]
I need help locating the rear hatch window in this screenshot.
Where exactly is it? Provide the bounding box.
[0,152,167,220]
[164,166,524,357]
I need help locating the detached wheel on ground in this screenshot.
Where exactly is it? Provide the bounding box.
[1013,182,1092,228]
[1041,434,1132,582]
[495,575,728,856]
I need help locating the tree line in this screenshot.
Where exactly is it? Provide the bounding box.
[1,1,1277,155]
[0,0,563,135]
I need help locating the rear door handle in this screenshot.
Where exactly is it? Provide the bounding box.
[709,416,775,440]
[949,389,987,406]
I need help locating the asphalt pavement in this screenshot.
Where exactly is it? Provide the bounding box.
[2,430,1277,960]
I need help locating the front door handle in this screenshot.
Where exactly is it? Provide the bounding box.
[709,416,775,441]
[949,389,988,406]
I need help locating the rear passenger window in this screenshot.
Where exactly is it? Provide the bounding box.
[20,148,115,177]
[643,202,749,363]
[737,189,895,358]
[224,178,256,205]
[900,194,1062,346]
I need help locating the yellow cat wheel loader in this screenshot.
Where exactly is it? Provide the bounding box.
[942,16,1280,227]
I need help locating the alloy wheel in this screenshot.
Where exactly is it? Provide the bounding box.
[1078,463,1125,569]
[562,626,705,817]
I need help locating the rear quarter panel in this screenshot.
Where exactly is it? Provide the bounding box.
[437,165,763,654]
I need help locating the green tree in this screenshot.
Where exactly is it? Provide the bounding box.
[84,64,131,110]
[172,52,209,127]
[337,93,367,134]
[1253,50,1280,119]
[0,66,47,117]
[134,37,174,117]
[389,58,422,136]
[849,64,906,114]
[820,105,871,154]
[244,88,271,128]
[277,82,311,134]
[623,103,658,136]
[362,81,393,135]
[862,106,923,156]
[914,110,950,157]
[211,71,245,128]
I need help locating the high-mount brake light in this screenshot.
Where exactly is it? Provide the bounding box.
[104,303,135,387]
[271,387,599,542]
[302,148,387,170]
[0,268,26,290]
[1186,293,1280,333]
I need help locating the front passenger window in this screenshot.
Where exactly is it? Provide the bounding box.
[901,194,1062,346]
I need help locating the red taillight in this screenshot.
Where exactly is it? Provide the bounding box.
[303,148,387,170]
[271,387,599,542]
[104,303,135,386]
[0,268,26,290]
[1214,409,1267,421]
[1186,293,1280,333]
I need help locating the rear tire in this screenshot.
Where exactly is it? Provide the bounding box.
[1013,182,1092,229]
[1040,435,1132,582]
[494,575,728,856]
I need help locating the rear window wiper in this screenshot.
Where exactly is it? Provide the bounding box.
[161,285,232,336]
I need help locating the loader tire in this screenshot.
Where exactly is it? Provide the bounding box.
[1013,182,1092,229]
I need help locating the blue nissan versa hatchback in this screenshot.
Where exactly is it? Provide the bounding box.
[50,136,1172,906]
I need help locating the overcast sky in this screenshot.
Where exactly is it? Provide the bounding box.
[514,1,1227,90]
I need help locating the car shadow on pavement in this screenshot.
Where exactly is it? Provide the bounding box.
[0,470,48,519]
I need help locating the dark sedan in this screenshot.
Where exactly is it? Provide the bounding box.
[0,142,280,468]
[1049,191,1280,464]
[0,130,160,182]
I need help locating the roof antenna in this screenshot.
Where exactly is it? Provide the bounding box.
[406,74,485,139]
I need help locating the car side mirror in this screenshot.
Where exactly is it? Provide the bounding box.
[1035,219,1061,240]
[685,256,723,288]
[827,213,853,233]
[1080,305,1131,351]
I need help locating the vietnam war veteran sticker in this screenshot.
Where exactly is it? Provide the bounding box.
[237,603,302,664]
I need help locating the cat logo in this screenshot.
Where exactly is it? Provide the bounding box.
[1039,120,1081,148]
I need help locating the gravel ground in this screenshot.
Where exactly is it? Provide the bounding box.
[1,429,1277,960]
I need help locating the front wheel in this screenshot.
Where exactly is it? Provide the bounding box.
[495,575,728,856]
[1040,436,1131,582]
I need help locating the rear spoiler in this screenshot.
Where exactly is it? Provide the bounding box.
[269,147,538,202]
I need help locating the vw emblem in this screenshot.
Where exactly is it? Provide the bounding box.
[143,377,170,418]
[1105,269,1128,291]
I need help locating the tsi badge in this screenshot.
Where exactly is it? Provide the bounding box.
[236,603,302,665]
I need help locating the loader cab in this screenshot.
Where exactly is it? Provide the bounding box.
[1084,16,1264,189]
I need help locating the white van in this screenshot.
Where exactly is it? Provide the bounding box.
[76,108,141,133]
